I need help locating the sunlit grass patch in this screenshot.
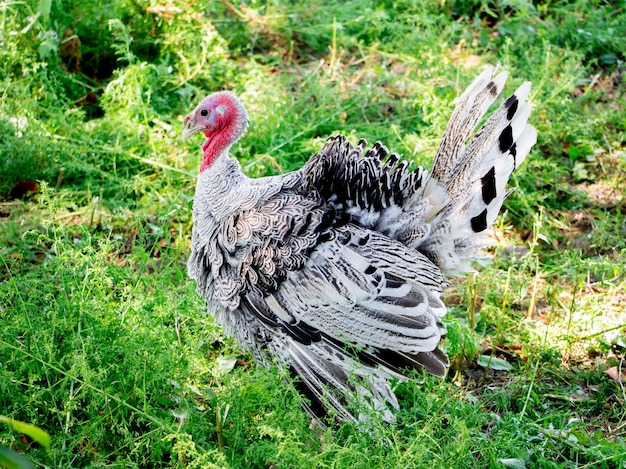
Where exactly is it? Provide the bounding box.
[1,0,625,467]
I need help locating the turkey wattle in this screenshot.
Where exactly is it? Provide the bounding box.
[183,67,536,423]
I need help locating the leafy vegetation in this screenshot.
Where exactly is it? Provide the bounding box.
[1,0,625,467]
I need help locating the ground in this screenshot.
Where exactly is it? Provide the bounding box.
[1,1,625,468]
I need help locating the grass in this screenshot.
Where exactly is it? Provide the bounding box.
[1,0,625,467]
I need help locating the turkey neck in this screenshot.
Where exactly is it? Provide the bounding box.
[195,155,246,218]
[200,132,234,172]
[200,108,247,172]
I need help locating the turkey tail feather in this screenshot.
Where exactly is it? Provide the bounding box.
[420,67,536,273]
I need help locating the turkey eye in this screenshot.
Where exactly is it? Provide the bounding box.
[200,109,208,116]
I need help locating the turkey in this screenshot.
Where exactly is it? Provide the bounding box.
[182,66,536,423]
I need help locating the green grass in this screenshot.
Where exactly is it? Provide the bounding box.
[1,0,625,467]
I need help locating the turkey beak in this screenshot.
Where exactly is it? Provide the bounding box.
[182,113,204,141]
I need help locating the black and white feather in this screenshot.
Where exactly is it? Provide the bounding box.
[186,66,536,423]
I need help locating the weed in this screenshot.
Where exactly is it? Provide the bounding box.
[1,0,625,467]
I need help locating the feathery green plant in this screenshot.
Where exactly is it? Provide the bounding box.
[1,0,625,467]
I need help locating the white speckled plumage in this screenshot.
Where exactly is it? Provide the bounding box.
[184,67,536,423]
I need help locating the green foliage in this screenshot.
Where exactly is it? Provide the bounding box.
[0,416,49,469]
[0,417,50,452]
[1,0,625,467]
[0,446,36,469]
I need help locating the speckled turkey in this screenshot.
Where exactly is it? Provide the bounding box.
[182,66,536,423]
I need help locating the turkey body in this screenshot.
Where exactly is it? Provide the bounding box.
[183,67,536,423]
